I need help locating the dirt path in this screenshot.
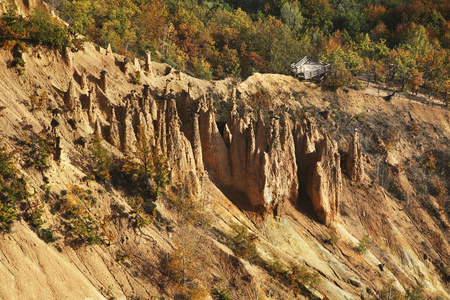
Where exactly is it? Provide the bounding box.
[361,79,448,109]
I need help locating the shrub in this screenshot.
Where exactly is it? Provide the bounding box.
[122,126,171,197]
[23,198,45,230]
[355,234,370,254]
[40,184,51,202]
[31,137,53,170]
[90,135,111,182]
[0,9,26,44]
[327,229,340,244]
[165,177,206,225]
[14,57,25,67]
[131,71,141,85]
[61,186,105,245]
[116,250,133,263]
[212,287,233,300]
[422,152,437,173]
[228,224,258,263]
[351,79,365,91]
[0,146,29,232]
[409,119,421,136]
[287,265,321,296]
[29,91,48,111]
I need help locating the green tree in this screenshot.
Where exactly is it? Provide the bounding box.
[27,6,70,50]
[281,2,304,39]
[388,47,416,90]
[122,126,171,196]
[0,6,26,45]
[90,135,111,182]
[324,53,352,90]
[302,0,334,34]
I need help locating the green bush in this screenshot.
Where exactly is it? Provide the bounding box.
[23,199,45,230]
[0,147,29,232]
[228,224,258,263]
[122,126,171,197]
[287,265,321,296]
[131,71,141,85]
[32,137,53,170]
[14,57,25,67]
[90,135,111,182]
[355,234,370,254]
[61,186,105,245]
[212,287,233,300]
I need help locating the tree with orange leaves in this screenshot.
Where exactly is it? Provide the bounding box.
[408,69,424,95]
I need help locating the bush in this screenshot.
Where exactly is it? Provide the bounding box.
[14,57,25,67]
[90,135,111,182]
[29,91,48,111]
[61,186,105,245]
[354,234,370,254]
[23,199,45,230]
[0,9,26,44]
[228,224,258,263]
[31,137,53,170]
[212,287,233,300]
[0,147,29,232]
[131,71,141,85]
[287,265,321,296]
[122,126,171,197]
[351,79,365,91]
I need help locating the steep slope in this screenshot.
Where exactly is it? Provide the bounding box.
[0,42,449,300]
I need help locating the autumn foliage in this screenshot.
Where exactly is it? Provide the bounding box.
[1,0,450,98]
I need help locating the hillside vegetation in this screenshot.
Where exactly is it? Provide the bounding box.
[1,0,450,101]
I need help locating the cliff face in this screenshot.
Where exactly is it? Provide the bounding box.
[0,0,41,16]
[0,41,449,300]
[197,98,299,215]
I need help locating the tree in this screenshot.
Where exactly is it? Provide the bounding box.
[324,53,352,90]
[27,6,70,50]
[302,0,334,34]
[281,2,304,39]
[0,6,26,45]
[408,69,424,95]
[134,0,168,53]
[165,230,208,298]
[387,47,416,90]
[90,135,111,182]
[122,126,171,197]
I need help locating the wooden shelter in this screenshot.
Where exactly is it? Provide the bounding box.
[290,56,330,80]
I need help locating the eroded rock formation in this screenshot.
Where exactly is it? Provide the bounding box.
[61,62,343,224]
[295,120,342,225]
[347,131,364,182]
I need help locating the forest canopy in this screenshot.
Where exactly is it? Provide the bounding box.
[1,0,450,99]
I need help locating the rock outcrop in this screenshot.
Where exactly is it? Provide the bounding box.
[346,131,364,182]
[295,120,342,226]
[64,80,79,112]
[197,97,298,214]
[54,46,344,223]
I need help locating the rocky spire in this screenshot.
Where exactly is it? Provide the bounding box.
[99,70,108,94]
[64,79,78,112]
[192,112,204,173]
[307,134,342,226]
[347,131,364,182]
